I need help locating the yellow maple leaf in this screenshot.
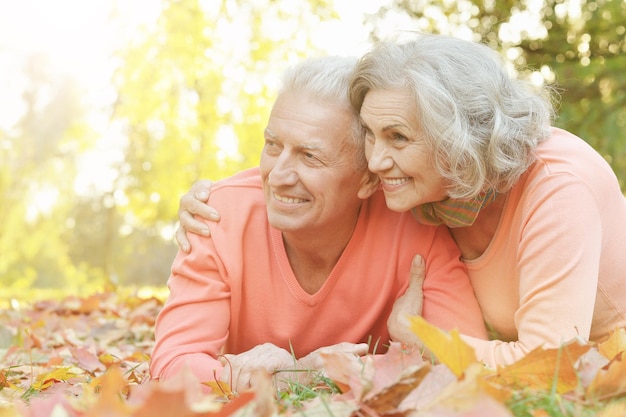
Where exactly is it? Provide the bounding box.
[204,380,235,400]
[408,315,477,377]
[598,328,626,361]
[32,367,79,391]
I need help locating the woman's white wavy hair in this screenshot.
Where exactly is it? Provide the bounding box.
[349,34,557,198]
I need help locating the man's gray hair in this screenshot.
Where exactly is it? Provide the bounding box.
[280,56,366,167]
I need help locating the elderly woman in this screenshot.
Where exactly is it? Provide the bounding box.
[176,35,626,368]
[349,34,626,366]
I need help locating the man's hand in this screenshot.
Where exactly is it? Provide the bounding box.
[296,342,369,370]
[219,343,295,392]
[219,342,369,392]
[175,179,219,252]
[388,254,426,348]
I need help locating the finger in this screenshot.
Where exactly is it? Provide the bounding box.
[175,225,191,253]
[219,354,235,366]
[334,342,369,356]
[181,192,219,222]
[191,179,215,201]
[407,254,426,291]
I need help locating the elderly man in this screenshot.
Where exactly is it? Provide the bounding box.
[150,56,486,392]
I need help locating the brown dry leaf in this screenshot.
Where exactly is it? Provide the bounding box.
[485,339,590,393]
[399,364,457,412]
[597,328,626,361]
[320,350,371,398]
[408,316,476,377]
[366,342,426,391]
[358,343,430,414]
[362,364,431,415]
[586,352,626,400]
[319,343,431,415]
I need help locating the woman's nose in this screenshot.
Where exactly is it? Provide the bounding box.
[367,140,393,173]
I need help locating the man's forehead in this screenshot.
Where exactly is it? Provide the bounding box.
[264,127,330,149]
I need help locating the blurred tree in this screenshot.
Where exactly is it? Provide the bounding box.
[112,0,339,230]
[368,0,626,189]
[0,54,92,288]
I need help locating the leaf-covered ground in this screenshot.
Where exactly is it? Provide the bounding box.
[1,291,625,417]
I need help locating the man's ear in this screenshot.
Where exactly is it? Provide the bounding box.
[357,171,380,200]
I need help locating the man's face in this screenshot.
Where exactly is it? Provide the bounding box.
[260,91,366,236]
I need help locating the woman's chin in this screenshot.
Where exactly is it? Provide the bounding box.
[383,198,414,213]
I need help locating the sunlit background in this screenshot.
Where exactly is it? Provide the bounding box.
[1,0,624,293]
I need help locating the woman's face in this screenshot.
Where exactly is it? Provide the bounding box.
[359,88,448,212]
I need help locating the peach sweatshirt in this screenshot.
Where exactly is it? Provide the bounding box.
[462,128,626,367]
[150,168,487,383]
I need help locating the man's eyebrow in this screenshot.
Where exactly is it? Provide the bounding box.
[264,128,277,138]
[298,143,324,151]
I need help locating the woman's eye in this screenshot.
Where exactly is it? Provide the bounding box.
[391,133,408,144]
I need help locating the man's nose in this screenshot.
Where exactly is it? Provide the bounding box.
[268,153,298,186]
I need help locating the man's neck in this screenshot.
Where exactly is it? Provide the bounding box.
[282,214,360,295]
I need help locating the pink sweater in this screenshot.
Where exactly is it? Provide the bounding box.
[150,168,487,382]
[463,128,626,366]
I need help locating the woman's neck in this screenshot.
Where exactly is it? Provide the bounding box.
[449,191,508,261]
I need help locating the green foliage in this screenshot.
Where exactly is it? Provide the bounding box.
[507,390,601,417]
[112,0,339,226]
[0,0,339,290]
[0,55,87,289]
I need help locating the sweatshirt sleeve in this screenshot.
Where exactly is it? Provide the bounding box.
[422,226,488,340]
[150,230,231,383]
[462,176,603,367]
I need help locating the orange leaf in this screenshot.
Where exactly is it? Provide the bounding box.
[408,315,477,376]
[86,366,133,416]
[486,339,590,393]
[587,352,626,400]
[598,328,626,361]
[0,371,9,388]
